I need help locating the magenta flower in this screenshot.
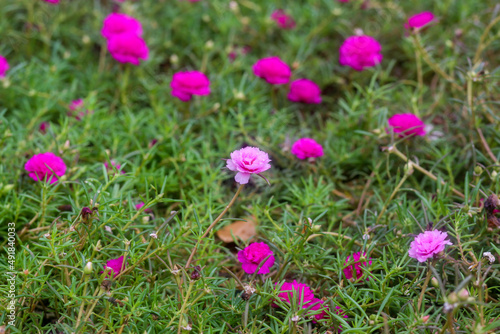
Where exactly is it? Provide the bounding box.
[253,57,291,85]
[339,35,383,71]
[101,256,125,278]
[291,138,324,160]
[387,113,426,137]
[306,298,348,330]
[238,242,275,274]
[288,79,322,104]
[135,201,152,213]
[171,71,211,102]
[24,152,67,184]
[226,147,271,185]
[405,12,435,29]
[275,280,315,307]
[271,10,296,30]
[343,252,372,281]
[104,161,125,174]
[68,99,92,121]
[107,32,149,65]
[39,122,50,134]
[0,55,9,78]
[409,230,452,262]
[101,13,143,39]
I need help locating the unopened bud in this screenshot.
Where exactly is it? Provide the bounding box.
[431,277,439,288]
[84,262,93,275]
[190,265,201,281]
[447,292,458,304]
[458,289,469,301]
[474,166,483,175]
[205,40,214,50]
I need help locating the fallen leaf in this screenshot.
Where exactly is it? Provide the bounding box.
[216,216,257,243]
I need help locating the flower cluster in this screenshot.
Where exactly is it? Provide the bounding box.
[101,13,148,65]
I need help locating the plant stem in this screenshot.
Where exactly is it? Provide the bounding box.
[376,169,411,224]
[473,15,500,63]
[387,146,465,198]
[185,184,244,269]
[417,261,432,312]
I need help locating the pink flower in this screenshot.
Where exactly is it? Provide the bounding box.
[226,147,271,184]
[306,299,348,330]
[275,280,315,307]
[39,122,50,134]
[0,55,9,78]
[252,57,291,85]
[409,230,452,262]
[43,0,59,4]
[339,35,383,71]
[405,12,435,29]
[107,32,149,65]
[344,252,372,281]
[135,201,152,213]
[387,113,426,137]
[68,99,92,120]
[237,242,275,274]
[291,138,324,160]
[104,161,125,174]
[288,79,321,104]
[271,10,296,30]
[101,256,125,278]
[24,152,67,184]
[101,13,143,39]
[171,71,211,102]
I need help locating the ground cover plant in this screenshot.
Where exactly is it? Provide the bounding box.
[1,0,500,333]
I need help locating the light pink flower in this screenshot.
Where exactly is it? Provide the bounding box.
[43,0,59,4]
[238,242,275,274]
[288,79,321,104]
[339,35,383,71]
[24,152,67,184]
[405,12,435,29]
[306,298,348,330]
[291,138,324,160]
[101,13,143,39]
[0,55,9,78]
[275,280,315,307]
[387,113,426,137]
[107,32,149,65]
[101,256,125,278]
[271,10,296,30]
[409,230,452,262]
[343,252,372,281]
[226,147,271,184]
[171,71,211,102]
[253,57,291,85]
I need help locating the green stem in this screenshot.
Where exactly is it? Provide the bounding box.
[417,261,433,312]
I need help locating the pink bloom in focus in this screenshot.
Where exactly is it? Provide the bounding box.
[275,280,315,307]
[387,113,426,137]
[24,152,67,184]
[101,256,125,278]
[107,33,149,65]
[0,55,9,77]
[409,230,452,262]
[39,122,50,134]
[253,57,291,85]
[271,10,296,30]
[288,79,322,104]
[43,0,59,4]
[405,12,435,29]
[291,138,324,160]
[343,252,372,281]
[238,242,275,274]
[339,35,383,71]
[171,71,211,102]
[226,147,271,185]
[101,13,143,39]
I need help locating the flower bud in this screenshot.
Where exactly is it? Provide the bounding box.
[447,292,458,304]
[431,277,439,288]
[190,265,201,281]
[84,262,93,275]
[458,289,469,301]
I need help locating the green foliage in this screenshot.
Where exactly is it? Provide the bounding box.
[1,0,500,333]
